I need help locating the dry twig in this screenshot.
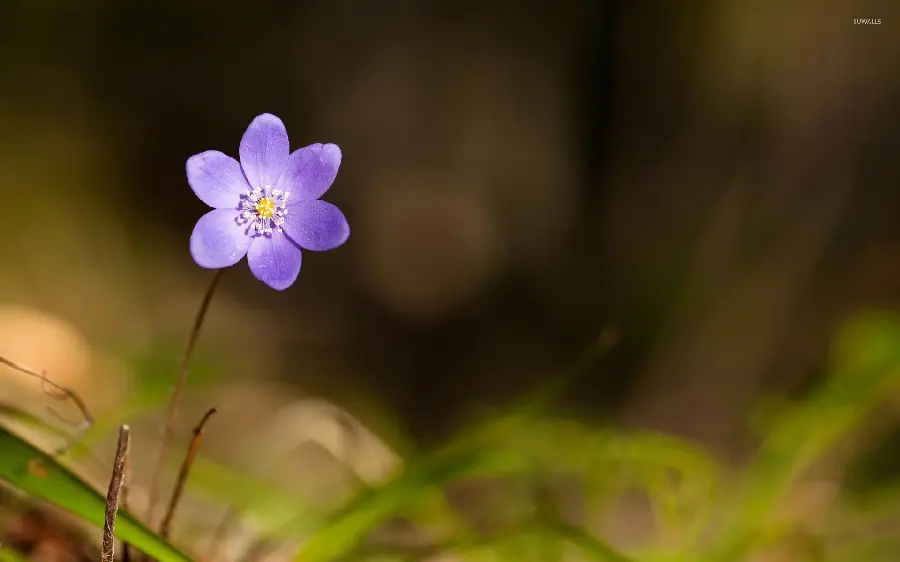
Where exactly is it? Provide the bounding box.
[0,356,95,455]
[160,407,217,539]
[101,425,131,562]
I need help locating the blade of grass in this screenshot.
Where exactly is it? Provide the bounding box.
[0,402,72,440]
[292,328,619,562]
[0,426,193,562]
[293,447,485,562]
[540,519,633,562]
[187,456,327,537]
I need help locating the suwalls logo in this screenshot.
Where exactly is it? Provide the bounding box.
[853,18,882,24]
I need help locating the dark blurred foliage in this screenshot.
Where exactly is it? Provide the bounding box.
[1,0,899,455]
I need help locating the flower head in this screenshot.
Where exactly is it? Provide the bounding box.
[187,113,349,290]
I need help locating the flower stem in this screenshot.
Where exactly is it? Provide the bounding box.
[145,269,224,530]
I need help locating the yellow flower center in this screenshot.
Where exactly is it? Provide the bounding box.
[255,197,276,219]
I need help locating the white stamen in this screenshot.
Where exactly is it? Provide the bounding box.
[237,185,290,236]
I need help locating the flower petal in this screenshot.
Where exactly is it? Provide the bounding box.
[247,232,303,290]
[283,200,350,251]
[186,151,251,209]
[276,143,342,200]
[189,209,252,268]
[239,113,290,190]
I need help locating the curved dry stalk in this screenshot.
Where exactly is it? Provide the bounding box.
[0,355,94,455]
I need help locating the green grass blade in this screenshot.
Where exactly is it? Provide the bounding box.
[0,426,193,562]
[292,329,619,562]
[0,403,71,440]
[293,447,485,562]
[541,519,634,562]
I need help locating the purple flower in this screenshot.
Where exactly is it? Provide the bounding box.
[187,113,349,290]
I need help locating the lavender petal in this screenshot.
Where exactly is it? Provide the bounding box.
[246,232,303,290]
[283,200,350,251]
[189,209,252,268]
[275,143,342,201]
[239,113,290,190]
[187,151,251,209]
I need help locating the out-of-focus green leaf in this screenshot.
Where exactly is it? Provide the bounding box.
[59,396,157,460]
[842,422,900,496]
[294,447,485,562]
[0,402,71,440]
[62,337,226,460]
[701,310,900,562]
[0,547,28,562]
[17,401,329,541]
[455,416,718,553]
[186,456,327,536]
[0,426,193,562]
[293,330,622,562]
[541,519,634,562]
[113,337,226,398]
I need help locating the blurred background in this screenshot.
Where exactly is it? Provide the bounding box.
[1,1,899,561]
